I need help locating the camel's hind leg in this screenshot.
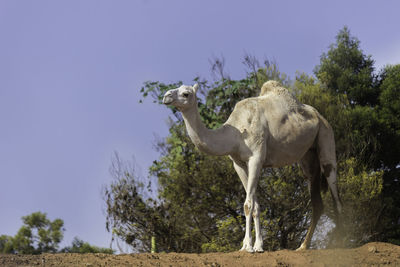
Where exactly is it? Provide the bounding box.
[316,117,343,249]
[297,149,324,251]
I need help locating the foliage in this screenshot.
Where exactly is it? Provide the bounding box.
[0,235,14,254]
[61,237,113,254]
[103,152,199,253]
[201,216,244,252]
[0,212,64,254]
[321,158,384,247]
[259,167,310,250]
[314,26,378,106]
[375,64,400,245]
[0,212,110,255]
[201,166,311,252]
[104,152,161,252]
[377,64,400,168]
[379,65,400,126]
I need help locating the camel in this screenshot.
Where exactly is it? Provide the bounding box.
[162,80,342,252]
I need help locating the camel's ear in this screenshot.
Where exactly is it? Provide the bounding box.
[193,83,199,94]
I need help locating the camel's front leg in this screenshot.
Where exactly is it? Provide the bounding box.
[233,160,263,253]
[241,202,254,252]
[252,196,263,252]
[233,161,253,252]
[243,155,264,253]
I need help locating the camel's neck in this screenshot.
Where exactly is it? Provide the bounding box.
[181,105,236,156]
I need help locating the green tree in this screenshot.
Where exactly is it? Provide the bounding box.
[0,212,64,254]
[104,152,184,252]
[0,235,14,254]
[61,237,113,254]
[315,26,378,106]
[376,64,400,244]
[377,64,400,168]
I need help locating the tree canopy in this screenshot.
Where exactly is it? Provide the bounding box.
[0,212,113,255]
[0,212,64,254]
[61,237,113,254]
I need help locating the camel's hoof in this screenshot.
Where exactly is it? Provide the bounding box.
[253,241,264,253]
[240,245,254,253]
[253,247,264,253]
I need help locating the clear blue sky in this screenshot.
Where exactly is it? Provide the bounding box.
[1,0,399,251]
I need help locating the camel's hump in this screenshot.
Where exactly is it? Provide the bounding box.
[260,80,283,96]
[259,80,301,109]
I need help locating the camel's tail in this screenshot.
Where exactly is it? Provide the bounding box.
[320,171,329,193]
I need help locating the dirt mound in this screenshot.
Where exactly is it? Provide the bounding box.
[1,242,399,267]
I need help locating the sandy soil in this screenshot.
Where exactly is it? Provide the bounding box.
[1,242,399,267]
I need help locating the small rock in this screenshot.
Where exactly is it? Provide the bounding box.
[368,246,377,253]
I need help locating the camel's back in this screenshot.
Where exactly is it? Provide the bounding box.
[225,81,321,166]
[226,81,315,129]
[226,88,318,135]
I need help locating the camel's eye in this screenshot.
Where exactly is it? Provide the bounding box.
[182,92,190,98]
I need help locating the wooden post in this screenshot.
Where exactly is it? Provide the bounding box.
[151,236,157,253]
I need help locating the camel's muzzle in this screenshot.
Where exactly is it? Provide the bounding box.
[163,96,174,105]
[163,91,175,105]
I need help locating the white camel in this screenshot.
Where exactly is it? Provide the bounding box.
[162,81,342,252]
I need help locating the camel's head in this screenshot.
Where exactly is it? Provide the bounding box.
[163,84,198,111]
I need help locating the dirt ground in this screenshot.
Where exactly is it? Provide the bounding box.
[1,242,399,267]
